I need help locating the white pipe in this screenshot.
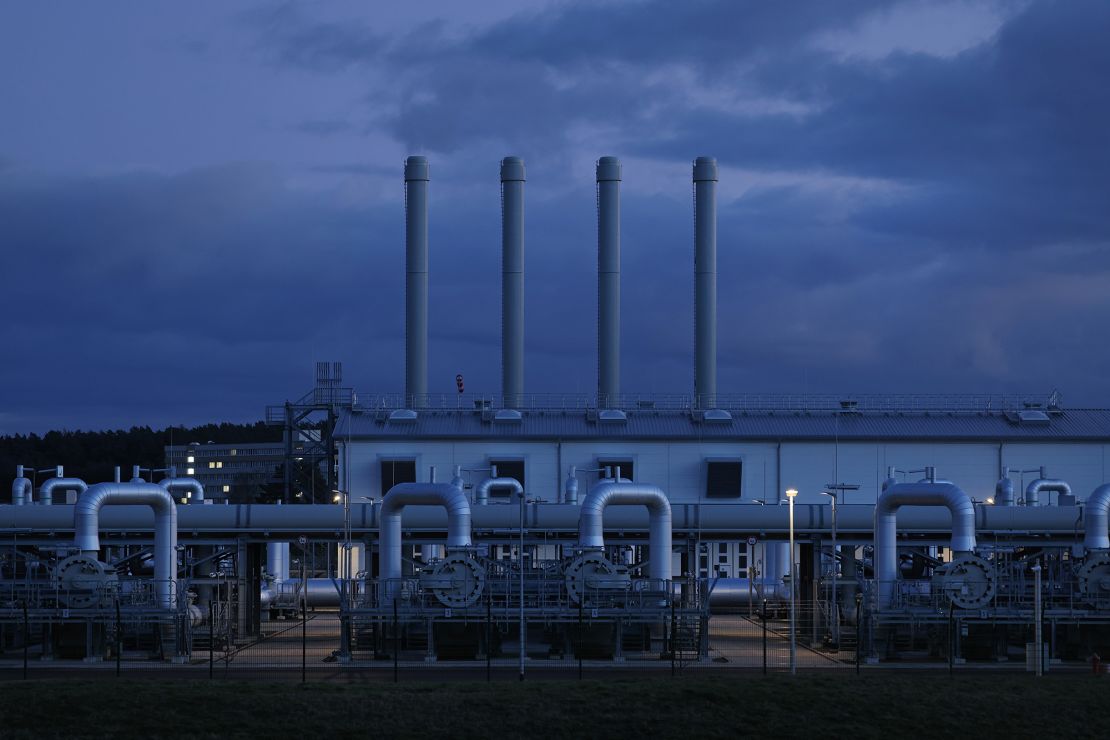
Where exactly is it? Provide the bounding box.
[1025,478,1072,506]
[267,541,290,582]
[39,477,87,505]
[564,467,579,504]
[74,482,177,609]
[874,481,975,609]
[12,472,31,506]
[379,481,470,601]
[474,476,522,506]
[578,481,671,583]
[1084,484,1110,551]
[159,476,205,503]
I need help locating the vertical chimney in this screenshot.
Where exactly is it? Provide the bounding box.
[693,156,718,409]
[404,156,429,408]
[500,156,526,408]
[596,156,621,407]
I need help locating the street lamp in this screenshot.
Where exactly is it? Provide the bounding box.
[786,488,798,675]
[820,491,839,647]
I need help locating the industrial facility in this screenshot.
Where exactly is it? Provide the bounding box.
[4,155,1110,672]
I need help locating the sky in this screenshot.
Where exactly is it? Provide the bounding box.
[2,0,1109,433]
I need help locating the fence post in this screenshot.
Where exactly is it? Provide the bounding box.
[115,597,122,678]
[855,593,862,676]
[208,602,214,680]
[393,597,399,684]
[486,589,492,683]
[22,601,29,680]
[761,599,768,675]
[301,595,307,683]
[577,600,583,681]
[670,594,677,677]
[948,602,955,678]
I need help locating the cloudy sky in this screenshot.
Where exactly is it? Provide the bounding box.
[2,0,1108,433]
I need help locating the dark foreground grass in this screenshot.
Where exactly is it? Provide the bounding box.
[0,673,1105,739]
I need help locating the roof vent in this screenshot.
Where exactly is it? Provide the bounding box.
[838,399,861,415]
[699,409,733,424]
[1005,409,1050,426]
[597,409,627,424]
[388,409,418,423]
[493,409,523,424]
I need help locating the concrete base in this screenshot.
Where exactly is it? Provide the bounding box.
[82,657,103,664]
[171,656,189,665]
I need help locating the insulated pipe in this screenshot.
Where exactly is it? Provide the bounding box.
[996,474,1015,506]
[159,477,204,503]
[874,481,975,609]
[596,156,621,407]
[74,482,177,609]
[267,541,290,582]
[1084,484,1110,551]
[564,467,579,504]
[578,481,671,583]
[12,465,31,506]
[1025,478,1072,506]
[474,476,523,506]
[404,155,430,408]
[39,477,87,506]
[692,156,718,409]
[379,482,470,600]
[501,156,526,408]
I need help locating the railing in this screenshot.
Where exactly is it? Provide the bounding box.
[351,391,1060,414]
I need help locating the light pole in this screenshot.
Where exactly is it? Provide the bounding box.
[820,491,839,647]
[786,488,798,674]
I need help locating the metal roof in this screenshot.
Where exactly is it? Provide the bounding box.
[332,407,1110,442]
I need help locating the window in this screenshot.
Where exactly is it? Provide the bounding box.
[186,456,195,464]
[598,457,633,481]
[216,461,223,469]
[229,449,237,456]
[222,485,230,493]
[208,462,216,469]
[186,468,195,476]
[705,460,742,498]
[490,459,525,494]
[380,459,417,498]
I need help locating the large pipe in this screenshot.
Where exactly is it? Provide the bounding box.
[39,477,87,505]
[404,155,429,408]
[159,476,204,503]
[474,476,522,506]
[874,481,975,608]
[501,156,526,408]
[379,481,471,600]
[1025,477,1072,506]
[1085,484,1110,551]
[12,465,31,506]
[74,482,177,609]
[693,156,718,409]
[596,156,621,407]
[578,480,671,583]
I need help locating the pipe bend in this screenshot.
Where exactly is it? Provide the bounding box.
[1024,478,1072,506]
[38,477,88,505]
[578,481,672,583]
[159,476,205,503]
[11,477,32,506]
[1084,484,1110,551]
[474,476,523,505]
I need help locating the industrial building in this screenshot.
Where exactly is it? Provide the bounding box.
[3,155,1110,671]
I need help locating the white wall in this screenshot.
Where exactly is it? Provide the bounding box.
[340,438,1110,505]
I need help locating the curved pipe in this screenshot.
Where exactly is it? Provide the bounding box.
[379,482,470,600]
[159,477,205,503]
[1085,484,1110,551]
[11,477,31,506]
[267,541,290,582]
[578,481,671,583]
[39,477,87,505]
[1025,478,1072,506]
[996,476,1015,506]
[75,482,177,609]
[874,481,975,609]
[474,476,522,505]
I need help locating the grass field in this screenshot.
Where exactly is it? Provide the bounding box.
[0,673,1105,739]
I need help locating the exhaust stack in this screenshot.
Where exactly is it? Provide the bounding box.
[596,156,621,407]
[693,157,718,409]
[405,156,430,408]
[501,157,526,408]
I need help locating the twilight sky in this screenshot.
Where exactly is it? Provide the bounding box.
[2,0,1109,433]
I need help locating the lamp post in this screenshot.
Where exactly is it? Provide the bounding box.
[820,491,839,647]
[786,488,798,674]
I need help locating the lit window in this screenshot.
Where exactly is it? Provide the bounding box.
[186,468,195,476]
[216,461,223,469]
[222,485,230,493]
[180,497,188,504]
[186,456,195,463]
[208,462,215,469]
[229,449,237,456]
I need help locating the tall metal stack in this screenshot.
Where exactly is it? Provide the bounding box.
[405,155,430,408]
[501,157,526,409]
[596,156,622,407]
[693,156,718,409]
